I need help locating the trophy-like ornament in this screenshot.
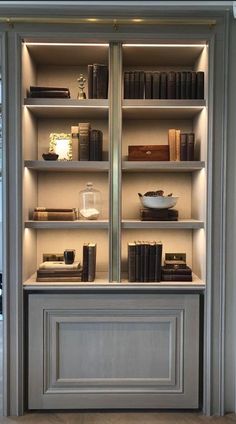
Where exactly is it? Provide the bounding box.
[77,74,86,99]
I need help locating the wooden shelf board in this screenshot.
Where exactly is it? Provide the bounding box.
[122,161,205,172]
[24,98,108,118]
[25,220,109,229]
[122,219,204,229]
[25,160,109,172]
[122,99,206,119]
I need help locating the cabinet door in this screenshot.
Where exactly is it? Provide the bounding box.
[28,293,199,409]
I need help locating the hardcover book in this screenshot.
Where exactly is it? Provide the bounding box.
[152,72,160,99]
[128,145,169,161]
[145,72,152,99]
[168,129,176,161]
[167,71,176,99]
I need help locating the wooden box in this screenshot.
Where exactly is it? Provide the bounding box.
[128,145,169,161]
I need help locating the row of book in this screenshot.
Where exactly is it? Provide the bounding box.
[33,208,77,221]
[124,71,204,100]
[71,124,103,161]
[27,86,70,99]
[88,64,108,99]
[168,129,195,161]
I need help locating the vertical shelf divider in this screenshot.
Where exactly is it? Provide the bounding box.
[109,42,122,282]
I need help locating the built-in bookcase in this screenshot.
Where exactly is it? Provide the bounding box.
[22,40,208,288]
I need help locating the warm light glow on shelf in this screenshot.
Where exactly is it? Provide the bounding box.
[24,42,109,46]
[123,44,206,47]
[122,105,205,109]
[24,105,108,109]
[132,19,143,23]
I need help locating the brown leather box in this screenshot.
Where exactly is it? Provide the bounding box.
[128,145,169,161]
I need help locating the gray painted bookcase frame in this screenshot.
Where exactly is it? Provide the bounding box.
[0,9,229,416]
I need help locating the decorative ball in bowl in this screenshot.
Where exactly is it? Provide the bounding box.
[42,152,59,161]
[138,190,178,209]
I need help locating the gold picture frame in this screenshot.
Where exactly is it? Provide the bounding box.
[49,133,72,161]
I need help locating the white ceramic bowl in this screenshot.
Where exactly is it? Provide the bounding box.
[139,195,178,209]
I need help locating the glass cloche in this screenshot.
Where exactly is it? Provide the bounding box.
[79,182,101,220]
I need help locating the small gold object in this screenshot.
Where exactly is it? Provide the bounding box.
[77,74,86,99]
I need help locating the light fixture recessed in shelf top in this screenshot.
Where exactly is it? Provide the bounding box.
[24,42,109,47]
[123,43,207,47]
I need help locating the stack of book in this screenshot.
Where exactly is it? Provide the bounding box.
[124,71,204,100]
[82,243,97,282]
[36,261,82,282]
[32,208,77,221]
[88,64,108,99]
[168,129,195,161]
[140,208,178,221]
[27,86,70,98]
[71,124,103,161]
[128,241,162,282]
[161,253,192,282]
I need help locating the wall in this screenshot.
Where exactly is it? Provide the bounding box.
[225,14,236,413]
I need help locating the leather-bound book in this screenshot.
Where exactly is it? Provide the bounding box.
[87,65,94,99]
[139,71,145,99]
[168,129,176,161]
[88,243,96,282]
[186,72,192,99]
[96,64,108,99]
[79,122,91,161]
[176,72,181,99]
[180,71,187,99]
[124,71,130,99]
[33,211,76,221]
[161,274,192,282]
[175,129,181,161]
[92,64,98,99]
[143,242,150,282]
[130,72,135,98]
[134,71,140,99]
[71,125,79,160]
[82,244,89,282]
[191,71,197,99]
[140,242,145,282]
[187,133,195,160]
[167,71,176,99]
[135,242,141,282]
[149,242,156,282]
[89,129,103,161]
[128,242,136,282]
[145,72,152,99]
[152,72,160,99]
[29,90,70,98]
[140,208,178,221]
[196,71,204,99]
[160,72,167,99]
[154,243,162,282]
[161,265,192,275]
[180,133,187,161]
[30,85,69,92]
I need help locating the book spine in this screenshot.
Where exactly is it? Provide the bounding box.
[140,242,145,282]
[88,65,93,99]
[152,72,160,99]
[79,123,90,161]
[175,129,181,161]
[134,71,140,99]
[167,71,176,99]
[191,71,196,99]
[135,242,141,282]
[161,267,192,276]
[154,243,162,282]
[180,71,187,99]
[145,72,152,99]
[143,243,150,282]
[29,91,70,98]
[187,133,195,160]
[161,274,192,282]
[160,72,167,99]
[196,71,204,99]
[71,125,79,160]
[33,212,76,221]
[35,208,74,212]
[180,133,187,161]
[82,244,89,282]
[186,72,192,99]
[175,72,181,99]
[129,72,135,98]
[139,71,145,99]
[128,243,136,282]
[30,86,69,92]
[88,245,96,282]
[168,129,176,161]
[89,129,103,161]
[96,65,108,99]
[92,64,98,99]
[149,243,156,282]
[124,71,130,99]
[37,277,82,282]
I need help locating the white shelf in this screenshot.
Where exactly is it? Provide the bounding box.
[25,220,109,229]
[24,160,109,172]
[122,219,204,229]
[24,98,109,119]
[122,99,206,119]
[122,161,205,172]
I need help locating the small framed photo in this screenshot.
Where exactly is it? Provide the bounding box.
[49,133,72,161]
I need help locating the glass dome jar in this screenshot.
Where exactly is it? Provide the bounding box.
[79,182,101,220]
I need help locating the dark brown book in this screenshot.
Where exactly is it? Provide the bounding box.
[124,71,130,99]
[29,91,70,98]
[148,242,156,282]
[36,276,82,282]
[180,133,187,161]
[176,72,181,99]
[35,208,74,212]
[145,72,152,99]
[89,129,103,161]
[128,145,169,161]
[161,274,192,282]
[196,71,204,99]
[30,86,69,92]
[191,71,196,99]
[33,211,76,221]
[140,242,145,282]
[154,243,162,282]
[140,208,178,221]
[92,64,98,99]
[160,72,167,99]
[135,242,141,282]
[87,65,93,99]
[180,71,187,99]
[161,266,192,275]
[139,71,145,99]
[128,242,136,282]
[167,71,176,99]
[134,71,140,99]
[143,242,150,282]
[186,72,192,99]
[129,72,135,98]
[88,243,96,282]
[187,133,195,160]
[79,122,91,161]
[152,72,160,99]
[96,64,108,99]
[37,270,82,278]
[82,244,89,282]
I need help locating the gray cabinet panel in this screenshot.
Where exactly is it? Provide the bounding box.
[28,293,199,409]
